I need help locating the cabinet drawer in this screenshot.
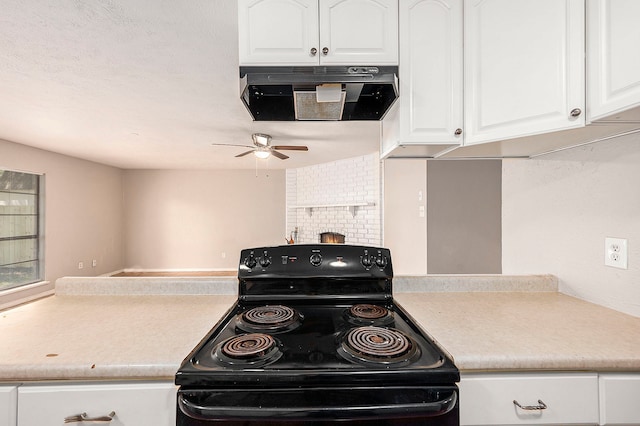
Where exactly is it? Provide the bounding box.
[0,386,17,426]
[17,381,176,426]
[599,373,640,425]
[459,373,599,425]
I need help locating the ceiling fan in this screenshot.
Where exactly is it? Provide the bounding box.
[212,133,308,160]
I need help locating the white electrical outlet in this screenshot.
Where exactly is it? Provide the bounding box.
[92,259,97,267]
[78,261,84,270]
[605,237,628,269]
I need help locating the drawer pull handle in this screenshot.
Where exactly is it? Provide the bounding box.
[64,411,116,423]
[513,399,547,411]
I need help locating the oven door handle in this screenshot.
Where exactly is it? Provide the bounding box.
[178,388,457,421]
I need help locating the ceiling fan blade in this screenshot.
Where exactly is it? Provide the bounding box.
[212,143,253,148]
[272,145,309,151]
[271,150,289,160]
[235,150,254,158]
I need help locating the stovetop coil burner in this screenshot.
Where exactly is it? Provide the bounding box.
[236,305,302,333]
[214,333,282,367]
[338,326,420,366]
[346,303,394,326]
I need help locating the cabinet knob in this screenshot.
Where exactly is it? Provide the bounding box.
[454,128,463,136]
[570,108,582,117]
[322,47,329,55]
[310,47,317,56]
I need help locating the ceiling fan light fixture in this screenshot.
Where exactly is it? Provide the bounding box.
[252,133,271,146]
[254,148,271,159]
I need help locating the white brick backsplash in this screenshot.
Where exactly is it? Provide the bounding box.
[286,153,382,246]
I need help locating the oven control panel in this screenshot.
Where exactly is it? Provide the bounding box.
[238,244,392,279]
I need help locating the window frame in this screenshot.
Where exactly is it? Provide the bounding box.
[0,169,48,310]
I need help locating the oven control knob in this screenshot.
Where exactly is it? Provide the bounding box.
[309,253,322,267]
[259,255,271,267]
[375,255,388,268]
[244,255,257,269]
[361,255,373,268]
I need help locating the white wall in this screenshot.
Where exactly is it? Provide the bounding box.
[383,159,427,275]
[286,153,381,245]
[123,169,286,270]
[0,139,124,287]
[502,133,640,317]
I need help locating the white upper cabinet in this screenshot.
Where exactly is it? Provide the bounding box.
[238,0,319,65]
[399,0,463,144]
[463,0,585,146]
[238,0,398,66]
[587,0,640,122]
[381,0,462,159]
[318,0,398,65]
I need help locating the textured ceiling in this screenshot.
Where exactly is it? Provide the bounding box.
[0,0,381,169]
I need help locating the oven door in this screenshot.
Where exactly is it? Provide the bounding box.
[177,386,458,426]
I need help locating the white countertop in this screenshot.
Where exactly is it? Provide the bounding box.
[0,275,639,382]
[395,291,640,372]
[0,293,235,381]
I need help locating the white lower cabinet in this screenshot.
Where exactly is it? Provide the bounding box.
[599,373,640,425]
[0,386,17,426]
[459,373,599,425]
[16,381,176,426]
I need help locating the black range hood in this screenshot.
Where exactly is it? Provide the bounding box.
[240,66,398,121]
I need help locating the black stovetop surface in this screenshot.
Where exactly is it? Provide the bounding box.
[175,299,459,388]
[175,245,459,389]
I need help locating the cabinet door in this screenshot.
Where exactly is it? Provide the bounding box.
[17,382,176,426]
[318,0,398,65]
[399,0,462,144]
[0,386,17,426]
[587,0,640,122]
[238,0,319,65]
[459,373,599,425]
[599,374,640,425]
[464,0,585,145]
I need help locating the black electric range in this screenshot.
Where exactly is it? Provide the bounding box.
[176,244,459,425]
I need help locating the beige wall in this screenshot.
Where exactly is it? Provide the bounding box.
[383,159,502,274]
[503,133,640,317]
[123,169,286,270]
[383,159,427,275]
[0,139,124,288]
[1,140,287,279]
